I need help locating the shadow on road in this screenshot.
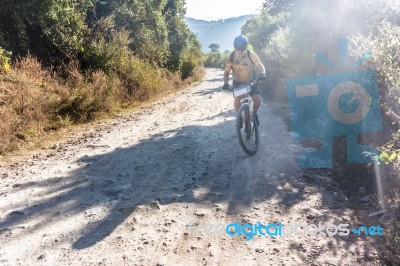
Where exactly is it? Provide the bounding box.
[0,93,378,262]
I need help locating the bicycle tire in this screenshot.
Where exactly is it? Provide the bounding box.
[236,104,259,155]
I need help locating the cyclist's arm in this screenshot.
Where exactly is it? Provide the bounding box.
[224,59,232,85]
[223,70,230,85]
[255,62,265,77]
[250,51,265,77]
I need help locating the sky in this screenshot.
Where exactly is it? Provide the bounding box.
[185,0,265,21]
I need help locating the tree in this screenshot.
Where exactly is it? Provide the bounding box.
[0,0,93,66]
[0,0,203,78]
[208,43,220,53]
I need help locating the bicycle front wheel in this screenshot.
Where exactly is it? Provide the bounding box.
[236,104,259,155]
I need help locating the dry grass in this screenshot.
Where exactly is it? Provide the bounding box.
[370,188,400,265]
[0,56,56,153]
[0,56,204,156]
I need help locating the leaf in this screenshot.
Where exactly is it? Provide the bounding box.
[380,152,391,164]
[3,62,10,71]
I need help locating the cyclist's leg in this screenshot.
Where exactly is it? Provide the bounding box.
[252,94,261,113]
[233,80,243,111]
[250,84,261,113]
[250,84,261,126]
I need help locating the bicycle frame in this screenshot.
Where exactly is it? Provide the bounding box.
[239,94,253,132]
[225,81,259,155]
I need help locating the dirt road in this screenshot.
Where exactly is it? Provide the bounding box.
[0,69,380,265]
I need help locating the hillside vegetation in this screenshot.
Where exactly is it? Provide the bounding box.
[242,0,400,162]
[0,0,203,155]
[241,0,400,263]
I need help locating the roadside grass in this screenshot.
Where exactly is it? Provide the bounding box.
[370,188,400,265]
[0,56,205,158]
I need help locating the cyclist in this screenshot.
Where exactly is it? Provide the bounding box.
[222,35,266,126]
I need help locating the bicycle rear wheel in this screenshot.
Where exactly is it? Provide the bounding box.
[236,104,259,155]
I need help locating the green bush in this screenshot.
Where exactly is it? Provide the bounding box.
[119,57,174,101]
[81,18,132,74]
[57,70,116,123]
[350,2,400,167]
[203,50,231,69]
[0,47,12,72]
[243,1,400,263]
[0,0,203,80]
[0,0,204,155]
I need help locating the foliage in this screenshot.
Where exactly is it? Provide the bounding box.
[209,43,220,53]
[163,0,202,75]
[0,0,205,155]
[248,2,399,263]
[81,18,133,74]
[244,0,400,115]
[0,0,203,78]
[203,49,230,69]
[350,1,400,167]
[371,188,400,264]
[0,47,11,72]
[0,0,93,66]
[242,11,287,89]
[82,0,202,76]
[0,54,190,155]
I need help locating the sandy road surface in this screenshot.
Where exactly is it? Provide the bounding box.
[0,69,380,265]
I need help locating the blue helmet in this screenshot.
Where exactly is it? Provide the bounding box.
[233,35,248,50]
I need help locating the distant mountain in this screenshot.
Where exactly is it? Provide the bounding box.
[184,15,253,52]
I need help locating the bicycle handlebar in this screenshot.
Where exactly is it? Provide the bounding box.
[223,76,265,92]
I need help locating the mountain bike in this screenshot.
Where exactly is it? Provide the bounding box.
[224,80,260,155]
